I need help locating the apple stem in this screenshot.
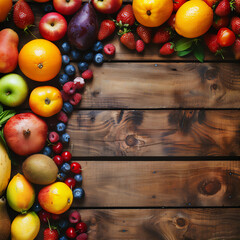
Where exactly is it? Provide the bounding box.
[23,129,31,138]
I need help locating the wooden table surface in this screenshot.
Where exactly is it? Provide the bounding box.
[3,1,240,239]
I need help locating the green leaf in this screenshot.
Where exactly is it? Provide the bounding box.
[0,104,3,114]
[175,38,194,52]
[193,44,204,63]
[0,129,9,155]
[0,110,15,126]
[177,49,192,57]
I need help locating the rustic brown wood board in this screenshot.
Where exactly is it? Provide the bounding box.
[4,0,240,239]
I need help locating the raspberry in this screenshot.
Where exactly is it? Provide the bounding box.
[74,77,85,89]
[136,40,145,53]
[76,233,88,240]
[63,81,76,95]
[48,131,59,143]
[69,93,82,106]
[82,69,93,80]
[61,90,71,102]
[103,43,116,55]
[57,111,68,123]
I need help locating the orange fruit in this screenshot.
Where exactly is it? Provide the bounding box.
[18,39,62,82]
[133,0,173,27]
[0,0,12,22]
[175,0,213,38]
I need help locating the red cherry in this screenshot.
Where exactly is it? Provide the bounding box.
[52,142,63,154]
[66,227,77,239]
[38,210,51,223]
[51,213,61,221]
[65,178,76,189]
[61,151,72,162]
[70,162,82,174]
[75,222,88,233]
[53,155,64,166]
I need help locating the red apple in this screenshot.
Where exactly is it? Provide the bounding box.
[92,0,122,14]
[3,113,48,156]
[53,0,82,15]
[39,12,67,41]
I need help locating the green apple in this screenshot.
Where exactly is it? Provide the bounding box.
[0,73,28,107]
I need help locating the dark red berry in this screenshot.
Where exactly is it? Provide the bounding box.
[51,213,61,221]
[53,155,64,166]
[76,233,88,240]
[38,210,51,223]
[70,162,82,174]
[57,111,69,124]
[61,151,72,162]
[76,222,88,233]
[52,142,63,154]
[82,69,93,80]
[65,178,76,189]
[66,227,77,239]
[63,81,77,95]
[61,90,71,102]
[69,93,82,106]
[69,210,81,224]
[48,131,59,143]
[103,43,116,55]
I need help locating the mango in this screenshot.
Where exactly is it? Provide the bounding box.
[0,28,19,73]
[7,173,35,213]
[11,212,40,240]
[22,154,58,185]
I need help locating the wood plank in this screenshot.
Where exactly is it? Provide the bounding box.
[36,208,240,240]
[66,110,240,156]
[76,161,240,207]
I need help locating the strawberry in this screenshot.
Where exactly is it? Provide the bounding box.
[136,24,152,44]
[234,0,240,13]
[98,20,116,41]
[212,16,229,30]
[136,40,145,53]
[116,4,135,26]
[43,228,59,240]
[233,38,240,59]
[120,32,136,50]
[152,27,170,44]
[159,42,175,55]
[204,0,219,7]
[215,0,231,16]
[173,0,187,12]
[204,33,223,55]
[231,16,240,35]
[13,0,34,30]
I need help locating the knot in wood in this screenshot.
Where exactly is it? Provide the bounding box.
[125,135,138,146]
[198,179,221,196]
[176,218,187,228]
[205,69,217,80]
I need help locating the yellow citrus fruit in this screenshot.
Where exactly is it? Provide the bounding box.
[18,39,62,82]
[133,0,173,27]
[175,0,213,38]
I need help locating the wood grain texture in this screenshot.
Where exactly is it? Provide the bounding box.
[76,161,240,207]
[66,110,240,156]
[61,209,240,240]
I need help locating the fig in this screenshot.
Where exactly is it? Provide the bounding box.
[67,3,98,50]
[22,154,58,185]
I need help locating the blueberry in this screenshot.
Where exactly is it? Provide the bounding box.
[56,122,66,133]
[59,73,69,86]
[61,133,70,144]
[57,172,67,181]
[94,53,104,65]
[43,3,54,13]
[74,174,83,183]
[62,55,70,65]
[58,219,69,230]
[77,62,89,72]
[60,163,71,173]
[93,41,104,52]
[42,146,52,156]
[73,188,85,199]
[62,102,73,114]
[59,236,68,240]
[61,42,71,54]
[83,52,94,62]
[32,202,42,213]
[65,64,76,76]
[71,49,82,61]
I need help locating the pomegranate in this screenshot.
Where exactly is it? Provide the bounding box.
[3,113,48,156]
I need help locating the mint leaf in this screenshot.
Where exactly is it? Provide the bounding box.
[193,43,204,63]
[177,49,192,57]
[175,38,194,52]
